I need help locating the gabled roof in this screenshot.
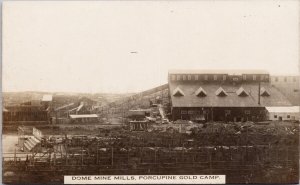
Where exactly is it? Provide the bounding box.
[236,87,249,97]
[215,87,228,97]
[172,87,184,97]
[260,87,270,96]
[195,87,207,97]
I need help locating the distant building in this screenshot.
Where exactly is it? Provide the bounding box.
[168,70,292,122]
[42,94,53,102]
[127,109,151,121]
[270,75,300,106]
[3,105,49,124]
[69,114,99,123]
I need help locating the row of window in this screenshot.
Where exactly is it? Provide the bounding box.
[171,74,268,81]
[274,115,291,118]
[273,77,298,83]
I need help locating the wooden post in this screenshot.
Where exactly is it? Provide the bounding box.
[193,154,195,167]
[49,152,51,165]
[111,147,114,167]
[14,148,16,165]
[182,143,184,163]
[211,107,213,121]
[286,146,289,167]
[53,153,56,166]
[276,146,278,163]
[246,127,248,162]
[154,149,157,164]
[140,147,143,163]
[96,144,99,165]
[81,148,84,166]
[65,145,68,165]
[60,145,63,160]
[209,152,212,174]
[32,153,35,166]
[229,146,232,161]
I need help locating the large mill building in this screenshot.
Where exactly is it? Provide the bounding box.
[168,70,292,122]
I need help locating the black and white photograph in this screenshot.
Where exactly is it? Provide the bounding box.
[2,1,300,184]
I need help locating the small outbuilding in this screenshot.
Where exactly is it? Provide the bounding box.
[266,106,300,121]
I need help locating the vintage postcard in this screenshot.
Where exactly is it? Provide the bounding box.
[2,1,299,184]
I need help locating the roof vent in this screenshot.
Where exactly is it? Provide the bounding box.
[173,87,184,97]
[215,87,228,97]
[195,87,207,97]
[236,87,249,97]
[260,87,270,96]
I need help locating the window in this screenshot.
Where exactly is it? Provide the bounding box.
[275,77,278,82]
[274,115,277,118]
[177,75,181,80]
[183,75,186,80]
[287,115,290,118]
[213,75,217,81]
[171,75,176,81]
[294,89,299,92]
[223,75,226,81]
[203,110,209,114]
[188,110,194,114]
[284,77,287,82]
[204,75,208,80]
[265,75,269,81]
[293,77,297,82]
[243,75,247,81]
[181,110,187,114]
[195,75,199,80]
[253,75,256,81]
[233,77,239,81]
[225,110,231,114]
[260,75,264,81]
[260,110,265,114]
[188,75,191,80]
[245,110,251,115]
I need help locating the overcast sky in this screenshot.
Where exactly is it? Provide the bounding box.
[3,1,299,93]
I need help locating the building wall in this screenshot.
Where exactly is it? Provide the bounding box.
[270,75,300,106]
[172,107,266,122]
[267,112,300,121]
[3,110,48,122]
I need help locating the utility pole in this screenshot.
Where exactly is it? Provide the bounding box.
[258,81,261,105]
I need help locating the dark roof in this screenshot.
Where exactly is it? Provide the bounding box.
[21,100,41,106]
[169,82,292,107]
